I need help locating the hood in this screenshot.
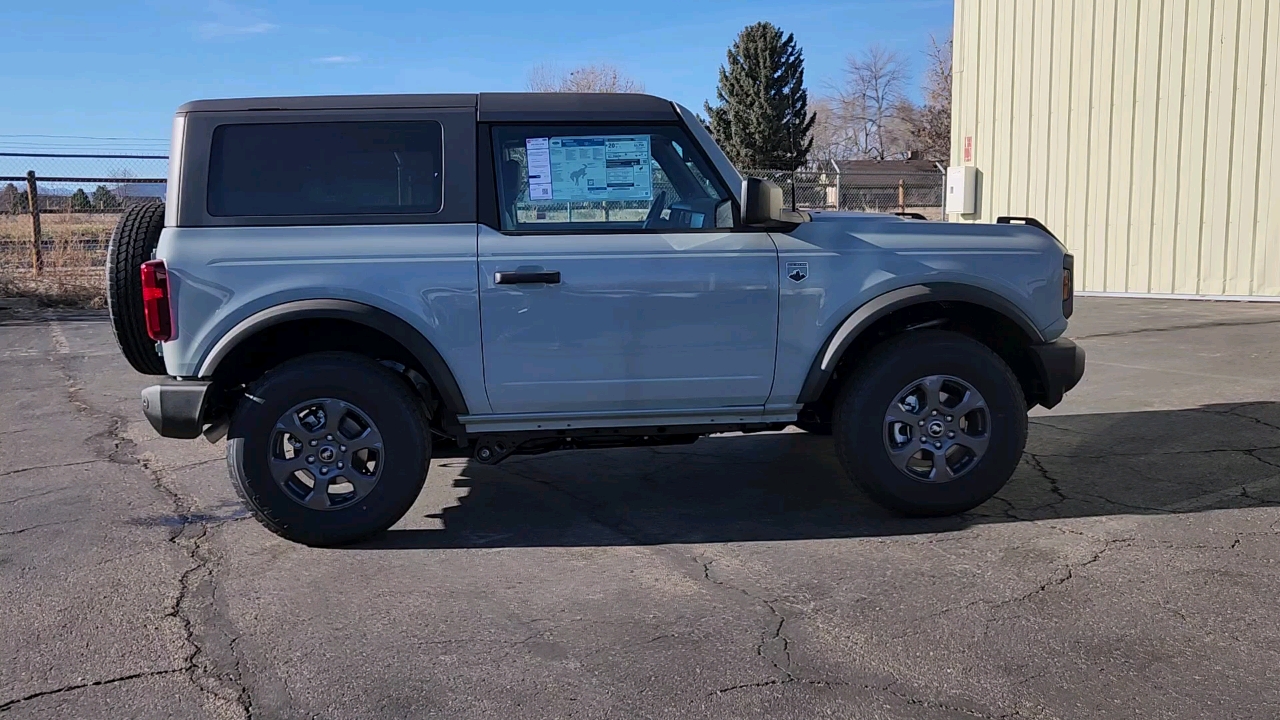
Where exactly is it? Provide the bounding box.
[784,212,1069,257]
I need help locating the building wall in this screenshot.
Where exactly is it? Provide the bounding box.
[951,0,1280,297]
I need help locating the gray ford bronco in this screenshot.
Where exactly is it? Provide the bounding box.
[106,92,1084,546]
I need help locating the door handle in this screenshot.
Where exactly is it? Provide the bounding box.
[495,270,561,285]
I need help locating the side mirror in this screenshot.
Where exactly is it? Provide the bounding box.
[741,176,808,228]
[741,177,785,226]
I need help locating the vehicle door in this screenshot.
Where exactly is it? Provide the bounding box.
[478,123,779,415]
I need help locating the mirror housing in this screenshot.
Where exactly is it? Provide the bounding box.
[741,177,808,228]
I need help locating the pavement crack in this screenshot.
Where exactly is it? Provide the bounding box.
[0,459,98,478]
[988,538,1130,616]
[162,457,225,473]
[1076,493,1174,514]
[1033,446,1280,460]
[698,557,798,685]
[714,678,846,694]
[888,598,989,641]
[986,494,1023,521]
[158,479,254,719]
[1201,405,1280,433]
[1246,449,1280,471]
[1236,484,1269,507]
[0,669,184,711]
[712,677,1015,718]
[877,685,1018,719]
[1027,418,1095,436]
[0,519,76,537]
[1024,453,1069,513]
[0,488,67,506]
[48,352,254,719]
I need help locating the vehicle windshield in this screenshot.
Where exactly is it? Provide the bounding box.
[674,102,743,194]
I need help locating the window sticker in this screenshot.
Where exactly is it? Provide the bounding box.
[525,137,553,201]
[543,135,653,202]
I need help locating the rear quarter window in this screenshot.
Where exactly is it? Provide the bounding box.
[207,121,443,217]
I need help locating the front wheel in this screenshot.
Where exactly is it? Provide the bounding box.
[832,330,1027,516]
[226,352,430,546]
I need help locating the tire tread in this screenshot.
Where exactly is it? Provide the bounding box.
[106,202,167,375]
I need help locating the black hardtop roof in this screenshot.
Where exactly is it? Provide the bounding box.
[176,92,679,122]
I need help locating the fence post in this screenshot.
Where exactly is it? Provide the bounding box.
[898,179,906,213]
[26,171,43,277]
[938,165,947,221]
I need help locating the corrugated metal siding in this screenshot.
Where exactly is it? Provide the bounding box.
[952,0,1280,296]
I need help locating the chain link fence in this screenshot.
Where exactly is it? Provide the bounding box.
[743,168,947,220]
[1,153,949,307]
[1,153,168,306]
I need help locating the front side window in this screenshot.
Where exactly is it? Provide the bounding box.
[208,121,443,217]
[492,125,734,232]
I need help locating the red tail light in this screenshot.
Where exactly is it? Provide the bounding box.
[139,260,173,342]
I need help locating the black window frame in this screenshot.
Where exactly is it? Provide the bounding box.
[479,120,742,236]
[177,107,476,228]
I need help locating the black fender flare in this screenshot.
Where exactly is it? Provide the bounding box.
[796,283,1045,405]
[197,299,470,415]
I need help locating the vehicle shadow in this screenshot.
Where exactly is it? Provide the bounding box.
[354,401,1280,550]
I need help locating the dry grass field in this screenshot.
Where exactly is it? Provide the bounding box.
[0,213,114,307]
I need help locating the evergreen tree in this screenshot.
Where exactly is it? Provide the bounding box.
[70,188,91,210]
[704,22,816,171]
[92,185,119,210]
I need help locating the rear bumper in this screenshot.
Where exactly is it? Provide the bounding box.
[141,380,212,439]
[1029,338,1085,409]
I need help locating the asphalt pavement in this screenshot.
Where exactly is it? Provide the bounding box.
[2,296,1279,719]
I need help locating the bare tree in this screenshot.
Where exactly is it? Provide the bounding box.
[807,97,857,166]
[908,33,952,162]
[526,63,645,93]
[833,45,915,160]
[108,168,137,202]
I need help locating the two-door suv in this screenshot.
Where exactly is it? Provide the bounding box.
[107,93,1084,546]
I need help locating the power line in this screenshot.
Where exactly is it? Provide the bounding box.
[0,152,169,160]
[0,133,168,141]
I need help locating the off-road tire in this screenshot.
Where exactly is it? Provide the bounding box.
[832,330,1027,516]
[227,352,431,546]
[107,202,166,375]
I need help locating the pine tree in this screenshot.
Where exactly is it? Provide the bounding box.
[92,185,119,210]
[70,188,91,211]
[704,22,816,172]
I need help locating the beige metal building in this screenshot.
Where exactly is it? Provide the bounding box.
[950,0,1279,298]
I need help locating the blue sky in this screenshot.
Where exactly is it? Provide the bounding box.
[0,0,952,147]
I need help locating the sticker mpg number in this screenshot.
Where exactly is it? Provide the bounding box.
[786,262,809,283]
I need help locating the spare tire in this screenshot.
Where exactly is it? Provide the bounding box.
[107,202,167,375]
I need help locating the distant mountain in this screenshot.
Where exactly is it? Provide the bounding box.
[122,184,167,199]
[29,183,167,199]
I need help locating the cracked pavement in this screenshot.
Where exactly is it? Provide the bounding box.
[2,297,1279,719]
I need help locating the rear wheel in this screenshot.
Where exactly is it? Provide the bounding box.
[832,330,1026,516]
[227,352,430,546]
[106,202,166,375]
